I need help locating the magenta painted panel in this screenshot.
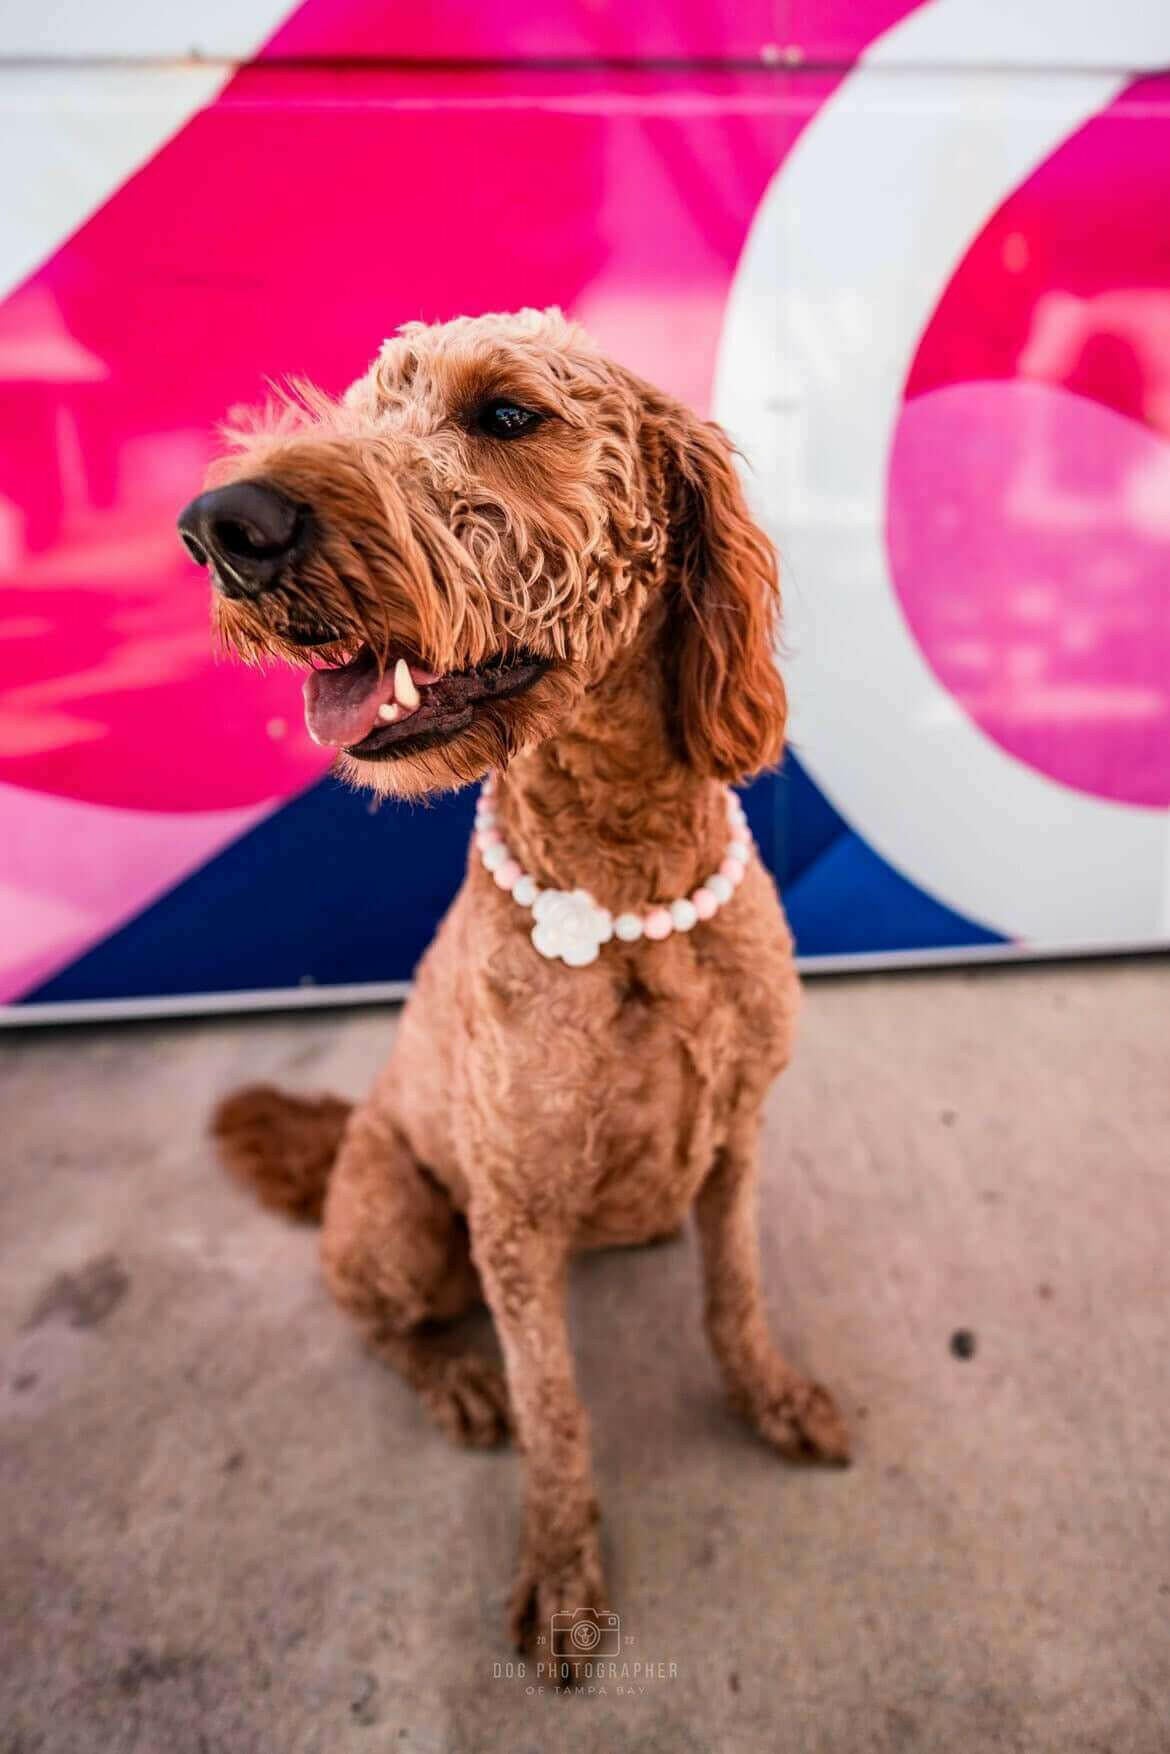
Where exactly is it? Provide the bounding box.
[0,66,839,822]
[2,0,1168,1011]
[0,63,843,1002]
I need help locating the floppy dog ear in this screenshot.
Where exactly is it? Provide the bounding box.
[650,398,787,782]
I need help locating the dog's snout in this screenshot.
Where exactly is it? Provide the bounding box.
[177,481,304,597]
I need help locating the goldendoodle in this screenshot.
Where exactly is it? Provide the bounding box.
[178,307,849,1654]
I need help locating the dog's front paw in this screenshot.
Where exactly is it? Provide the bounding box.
[508,1520,608,1655]
[419,1355,512,1449]
[754,1378,851,1466]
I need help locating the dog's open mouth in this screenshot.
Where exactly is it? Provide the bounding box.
[302,644,549,761]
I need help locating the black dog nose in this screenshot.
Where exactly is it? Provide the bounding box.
[177,481,303,597]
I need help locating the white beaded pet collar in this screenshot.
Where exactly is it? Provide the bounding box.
[473,773,751,968]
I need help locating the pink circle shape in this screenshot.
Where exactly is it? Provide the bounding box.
[643,908,673,941]
[888,380,1170,807]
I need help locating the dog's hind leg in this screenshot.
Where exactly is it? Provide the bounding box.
[695,1113,851,1466]
[320,1100,511,1449]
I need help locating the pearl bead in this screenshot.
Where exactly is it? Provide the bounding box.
[670,898,698,932]
[706,873,733,905]
[482,842,508,873]
[726,838,750,864]
[493,858,522,891]
[720,858,745,888]
[512,874,539,908]
[614,913,643,942]
[643,908,673,941]
[476,826,502,850]
[476,808,496,830]
[691,887,718,921]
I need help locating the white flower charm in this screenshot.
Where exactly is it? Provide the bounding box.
[530,888,614,968]
[473,775,751,968]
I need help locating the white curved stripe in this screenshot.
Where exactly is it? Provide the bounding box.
[0,0,298,61]
[868,0,1170,68]
[714,0,1170,944]
[0,0,297,304]
[0,67,221,302]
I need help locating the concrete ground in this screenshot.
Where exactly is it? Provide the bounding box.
[1,959,1168,1754]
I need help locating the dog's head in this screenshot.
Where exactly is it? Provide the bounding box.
[178,308,785,798]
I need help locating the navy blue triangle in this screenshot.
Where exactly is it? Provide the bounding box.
[773,756,1001,958]
[27,773,476,1004]
[23,755,999,1008]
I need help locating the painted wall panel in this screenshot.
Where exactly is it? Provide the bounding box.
[1,0,1167,1020]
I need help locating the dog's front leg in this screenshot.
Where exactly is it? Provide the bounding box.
[470,1198,605,1653]
[695,1117,851,1466]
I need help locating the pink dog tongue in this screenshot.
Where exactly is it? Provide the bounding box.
[303,648,391,747]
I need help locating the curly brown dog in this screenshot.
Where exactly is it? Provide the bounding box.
[178,307,850,1652]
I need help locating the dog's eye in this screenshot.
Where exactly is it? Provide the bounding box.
[476,399,543,439]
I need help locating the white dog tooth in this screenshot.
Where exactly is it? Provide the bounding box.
[394,658,420,709]
[377,701,402,724]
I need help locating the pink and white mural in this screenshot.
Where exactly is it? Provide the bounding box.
[1,0,1167,1019]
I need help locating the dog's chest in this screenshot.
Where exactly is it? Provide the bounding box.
[395,868,796,1241]
[572,958,753,1247]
